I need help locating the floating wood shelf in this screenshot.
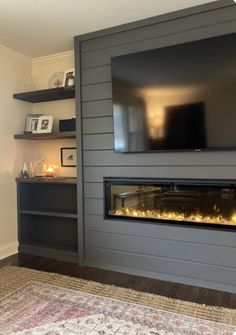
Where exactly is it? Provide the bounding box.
[14,131,76,140]
[13,87,75,103]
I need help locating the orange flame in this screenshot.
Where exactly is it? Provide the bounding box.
[110,208,236,226]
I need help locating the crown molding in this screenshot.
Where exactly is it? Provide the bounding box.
[0,44,31,63]
[32,50,74,64]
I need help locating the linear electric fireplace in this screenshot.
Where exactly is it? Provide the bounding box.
[104,178,236,230]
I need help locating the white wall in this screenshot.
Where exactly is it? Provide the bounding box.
[31,51,76,177]
[0,48,75,260]
[0,46,32,259]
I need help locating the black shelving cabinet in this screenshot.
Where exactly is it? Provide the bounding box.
[17,177,78,263]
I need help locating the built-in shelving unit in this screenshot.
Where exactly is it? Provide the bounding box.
[17,177,78,263]
[14,83,77,262]
[14,131,76,140]
[13,87,75,103]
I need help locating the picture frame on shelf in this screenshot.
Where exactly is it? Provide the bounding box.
[63,69,75,88]
[61,147,77,167]
[25,114,43,134]
[36,115,53,133]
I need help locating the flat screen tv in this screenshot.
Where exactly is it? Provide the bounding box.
[111,33,236,152]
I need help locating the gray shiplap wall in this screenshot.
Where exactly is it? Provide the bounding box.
[75,0,236,293]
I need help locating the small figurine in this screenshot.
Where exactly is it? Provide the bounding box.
[28,162,35,178]
[21,162,29,178]
[54,78,62,88]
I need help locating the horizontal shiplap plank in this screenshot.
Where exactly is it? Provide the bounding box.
[83,150,236,167]
[81,21,236,68]
[82,82,112,102]
[82,99,113,118]
[81,6,236,52]
[84,183,103,198]
[83,166,236,183]
[85,214,236,247]
[85,231,236,268]
[85,198,103,215]
[83,134,113,150]
[85,247,236,286]
[82,65,111,85]
[83,117,113,134]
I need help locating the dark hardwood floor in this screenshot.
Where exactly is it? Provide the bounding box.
[0,253,235,309]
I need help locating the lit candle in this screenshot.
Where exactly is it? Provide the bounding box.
[45,165,55,177]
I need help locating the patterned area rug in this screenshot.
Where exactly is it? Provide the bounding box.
[0,281,236,335]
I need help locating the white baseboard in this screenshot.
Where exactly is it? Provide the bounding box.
[0,242,18,260]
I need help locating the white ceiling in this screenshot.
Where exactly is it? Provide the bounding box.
[0,0,218,58]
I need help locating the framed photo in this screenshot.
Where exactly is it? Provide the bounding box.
[61,147,77,167]
[25,114,43,134]
[36,116,53,133]
[25,114,53,134]
[63,68,75,88]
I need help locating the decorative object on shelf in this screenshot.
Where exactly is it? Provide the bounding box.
[44,164,58,177]
[28,162,35,178]
[30,77,39,90]
[21,76,39,92]
[36,115,53,134]
[34,160,46,177]
[25,114,43,134]
[61,147,77,167]
[48,72,64,88]
[25,114,53,134]
[59,117,76,132]
[63,69,75,88]
[21,162,29,178]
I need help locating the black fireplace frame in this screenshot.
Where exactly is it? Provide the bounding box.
[104,177,236,231]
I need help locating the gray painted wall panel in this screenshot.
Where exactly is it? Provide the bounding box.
[82,65,111,85]
[82,99,113,118]
[83,150,236,167]
[86,231,236,268]
[83,166,236,183]
[84,183,103,199]
[83,117,113,134]
[75,2,236,292]
[85,214,236,247]
[84,258,236,294]
[85,247,236,287]
[82,82,112,102]
[83,134,114,150]
[81,6,236,52]
[84,198,103,215]
[81,21,236,69]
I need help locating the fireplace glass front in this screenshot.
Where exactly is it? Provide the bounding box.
[104,178,236,229]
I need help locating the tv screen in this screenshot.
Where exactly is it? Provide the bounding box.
[111,33,236,152]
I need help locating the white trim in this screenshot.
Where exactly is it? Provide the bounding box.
[0,44,31,62]
[0,242,18,260]
[32,50,74,64]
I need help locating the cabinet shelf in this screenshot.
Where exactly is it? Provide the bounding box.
[17,179,78,262]
[14,131,76,140]
[13,87,75,103]
[20,242,77,253]
[16,177,77,184]
[20,209,77,219]
[19,243,78,263]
